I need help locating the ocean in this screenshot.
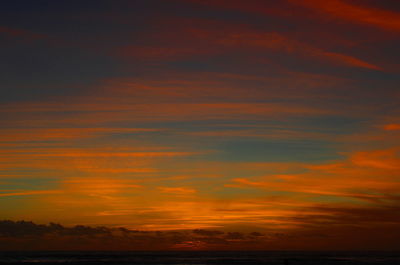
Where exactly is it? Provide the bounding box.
[0,251,399,265]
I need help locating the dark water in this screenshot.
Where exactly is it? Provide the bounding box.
[0,251,399,265]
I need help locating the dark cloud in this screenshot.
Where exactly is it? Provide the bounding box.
[249,232,264,237]
[0,220,113,237]
[225,232,245,240]
[192,229,224,237]
[1,207,400,250]
[0,220,272,250]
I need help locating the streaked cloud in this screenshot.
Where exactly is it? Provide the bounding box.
[157,186,197,195]
[294,0,400,32]
[1,0,398,250]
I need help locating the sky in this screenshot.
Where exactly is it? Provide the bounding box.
[0,0,400,250]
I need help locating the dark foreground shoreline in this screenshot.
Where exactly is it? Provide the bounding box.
[1,250,400,265]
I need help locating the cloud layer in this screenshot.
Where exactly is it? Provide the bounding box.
[0,0,399,250]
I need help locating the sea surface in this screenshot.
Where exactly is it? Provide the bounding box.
[0,251,399,265]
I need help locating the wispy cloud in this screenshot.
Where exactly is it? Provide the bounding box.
[157,186,197,195]
[0,128,163,142]
[115,17,381,70]
[293,0,400,32]
[1,0,398,250]
[228,147,400,202]
[0,190,62,197]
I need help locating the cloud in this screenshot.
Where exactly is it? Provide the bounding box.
[0,101,337,128]
[157,187,197,195]
[0,146,200,176]
[114,17,381,70]
[319,51,381,70]
[117,46,214,61]
[293,0,400,32]
[192,229,224,237]
[0,128,162,142]
[217,31,381,70]
[1,1,398,252]
[62,177,142,195]
[228,147,400,201]
[0,220,268,250]
[384,124,400,131]
[186,0,400,32]
[0,220,117,238]
[1,217,399,251]
[182,0,290,17]
[0,190,61,197]
[185,129,331,141]
[350,149,400,170]
[0,26,46,40]
[34,151,199,158]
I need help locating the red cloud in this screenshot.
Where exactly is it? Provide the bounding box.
[294,0,400,32]
[0,26,46,40]
[115,16,381,70]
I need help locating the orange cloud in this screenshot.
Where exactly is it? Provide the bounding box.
[228,147,400,201]
[62,177,142,195]
[0,141,198,180]
[157,187,197,195]
[384,124,400,131]
[0,190,62,197]
[350,149,400,170]
[1,0,398,250]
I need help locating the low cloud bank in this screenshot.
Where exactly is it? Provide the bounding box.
[1,219,399,251]
[0,220,269,250]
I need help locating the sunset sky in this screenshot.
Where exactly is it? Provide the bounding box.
[1,0,400,250]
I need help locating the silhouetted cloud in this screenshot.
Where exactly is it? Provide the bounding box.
[0,220,270,250]
[2,218,399,250]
